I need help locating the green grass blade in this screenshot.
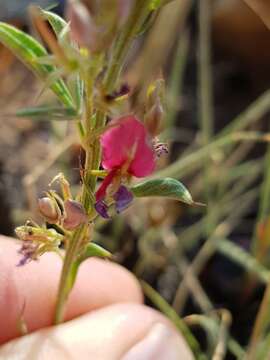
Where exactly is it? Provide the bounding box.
[217,238,270,283]
[16,106,78,120]
[141,281,206,359]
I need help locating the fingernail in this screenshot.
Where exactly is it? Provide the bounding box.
[122,322,194,360]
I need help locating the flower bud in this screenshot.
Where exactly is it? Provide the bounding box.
[66,0,99,51]
[66,0,134,52]
[63,199,88,230]
[146,78,165,110]
[38,197,61,223]
[144,101,165,137]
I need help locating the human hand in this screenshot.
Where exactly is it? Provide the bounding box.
[0,236,193,359]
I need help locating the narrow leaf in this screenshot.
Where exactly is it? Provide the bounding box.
[131,177,198,205]
[78,243,112,263]
[149,0,174,10]
[68,243,111,291]
[41,9,67,36]
[16,106,78,120]
[142,281,205,359]
[0,22,74,108]
[217,238,270,283]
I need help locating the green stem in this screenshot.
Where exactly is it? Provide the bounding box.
[53,0,153,325]
[54,226,85,324]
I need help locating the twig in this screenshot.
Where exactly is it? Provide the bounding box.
[212,309,232,360]
[185,313,245,359]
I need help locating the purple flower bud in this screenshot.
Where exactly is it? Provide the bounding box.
[63,199,88,230]
[95,200,110,219]
[113,185,133,213]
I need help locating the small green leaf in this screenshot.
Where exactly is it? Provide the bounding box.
[16,106,78,120]
[0,22,74,108]
[78,243,112,263]
[68,74,84,113]
[41,9,67,36]
[131,177,197,205]
[149,0,174,10]
[149,0,162,10]
[68,243,112,292]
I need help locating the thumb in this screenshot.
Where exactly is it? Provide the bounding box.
[0,303,194,360]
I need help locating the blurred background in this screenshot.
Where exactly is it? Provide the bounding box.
[1,0,270,358]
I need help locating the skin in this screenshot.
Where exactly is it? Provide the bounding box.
[244,0,270,28]
[0,236,193,359]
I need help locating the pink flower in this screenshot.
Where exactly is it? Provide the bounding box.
[101,116,155,176]
[95,116,155,218]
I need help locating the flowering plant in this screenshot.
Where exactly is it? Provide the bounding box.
[0,0,198,326]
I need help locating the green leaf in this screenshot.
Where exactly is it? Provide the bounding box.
[0,22,74,108]
[67,74,84,113]
[68,243,112,292]
[41,9,67,36]
[149,0,174,10]
[131,177,198,205]
[16,106,78,120]
[78,243,112,263]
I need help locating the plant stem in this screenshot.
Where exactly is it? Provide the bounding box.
[247,282,270,359]
[197,0,215,235]
[54,225,85,324]
[53,0,153,325]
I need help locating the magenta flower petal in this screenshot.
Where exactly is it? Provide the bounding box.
[100,116,155,177]
[113,185,133,213]
[95,169,117,202]
[95,200,110,219]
